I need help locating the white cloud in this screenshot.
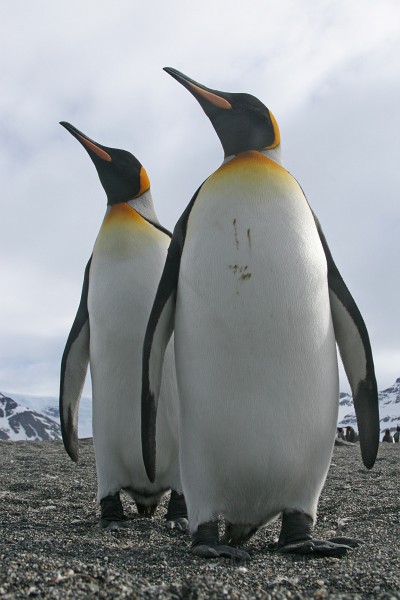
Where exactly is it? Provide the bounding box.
[0,0,399,395]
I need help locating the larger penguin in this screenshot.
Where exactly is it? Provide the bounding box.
[59,122,187,530]
[142,69,379,559]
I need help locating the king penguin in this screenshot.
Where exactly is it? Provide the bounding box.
[59,122,187,531]
[141,69,379,559]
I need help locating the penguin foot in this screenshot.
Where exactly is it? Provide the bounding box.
[192,544,250,561]
[164,490,188,523]
[136,502,158,518]
[98,492,128,529]
[278,539,352,557]
[327,536,363,548]
[275,510,357,557]
[166,517,189,532]
[222,522,257,546]
[191,521,250,561]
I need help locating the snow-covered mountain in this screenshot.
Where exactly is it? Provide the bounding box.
[0,392,92,441]
[0,392,62,441]
[338,377,400,434]
[2,378,399,442]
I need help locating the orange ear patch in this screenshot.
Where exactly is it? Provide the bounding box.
[77,134,112,162]
[139,166,151,195]
[188,82,232,110]
[264,111,281,150]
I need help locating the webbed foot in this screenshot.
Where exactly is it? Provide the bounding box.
[222,522,257,546]
[166,517,189,532]
[191,521,250,561]
[136,502,158,518]
[192,544,250,560]
[165,490,188,532]
[279,539,352,556]
[98,492,129,530]
[276,510,357,557]
[327,536,363,548]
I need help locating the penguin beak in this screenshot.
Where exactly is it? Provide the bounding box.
[163,67,232,111]
[60,122,112,162]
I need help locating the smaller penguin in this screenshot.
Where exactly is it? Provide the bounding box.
[59,122,187,531]
[336,427,346,441]
[346,426,359,443]
[382,429,394,443]
[394,425,400,443]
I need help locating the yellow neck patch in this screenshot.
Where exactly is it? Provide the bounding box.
[103,202,144,228]
[218,150,286,176]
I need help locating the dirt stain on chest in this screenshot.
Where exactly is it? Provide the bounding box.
[228,264,252,282]
[233,219,239,250]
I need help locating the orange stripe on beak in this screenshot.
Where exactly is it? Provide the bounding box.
[188,82,232,110]
[77,134,112,162]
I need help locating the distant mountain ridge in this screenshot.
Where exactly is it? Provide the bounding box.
[0,392,92,442]
[1,378,399,442]
[338,377,400,433]
[0,392,62,441]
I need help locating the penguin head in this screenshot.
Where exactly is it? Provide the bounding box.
[164,67,280,158]
[60,122,150,205]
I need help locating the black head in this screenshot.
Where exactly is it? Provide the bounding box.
[164,67,280,157]
[60,122,150,205]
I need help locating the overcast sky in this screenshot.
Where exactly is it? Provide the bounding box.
[1,0,399,398]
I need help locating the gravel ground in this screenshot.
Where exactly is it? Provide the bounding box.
[0,439,399,599]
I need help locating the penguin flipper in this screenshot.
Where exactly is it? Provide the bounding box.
[59,257,91,462]
[142,185,203,482]
[313,215,379,469]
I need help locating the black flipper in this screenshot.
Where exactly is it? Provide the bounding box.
[59,257,91,462]
[142,186,203,482]
[313,214,379,469]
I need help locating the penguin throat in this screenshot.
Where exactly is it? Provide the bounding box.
[127,191,160,225]
[261,146,284,167]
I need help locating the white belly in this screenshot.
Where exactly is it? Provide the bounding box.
[174,154,339,528]
[88,207,180,502]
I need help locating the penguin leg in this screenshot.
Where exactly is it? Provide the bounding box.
[191,521,251,561]
[164,490,189,532]
[275,510,357,557]
[97,492,130,530]
[222,522,258,546]
[136,502,158,518]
